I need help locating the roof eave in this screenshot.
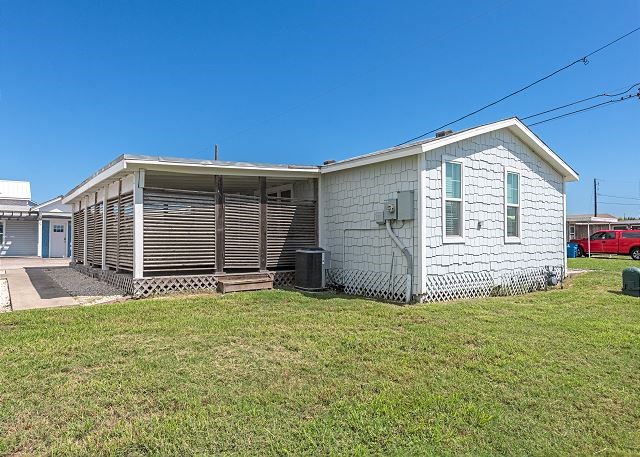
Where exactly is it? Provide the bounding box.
[63,156,321,204]
[320,118,579,182]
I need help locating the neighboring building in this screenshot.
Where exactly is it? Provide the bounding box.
[567,214,640,240]
[0,180,72,258]
[62,117,578,301]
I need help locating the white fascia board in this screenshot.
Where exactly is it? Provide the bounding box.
[62,160,127,204]
[507,118,579,182]
[321,118,579,182]
[124,159,320,178]
[320,144,422,173]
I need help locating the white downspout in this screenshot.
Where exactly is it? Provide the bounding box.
[385,220,412,303]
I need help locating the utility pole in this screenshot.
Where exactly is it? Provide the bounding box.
[593,178,598,217]
[214,144,219,161]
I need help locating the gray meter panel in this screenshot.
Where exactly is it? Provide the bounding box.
[397,190,414,220]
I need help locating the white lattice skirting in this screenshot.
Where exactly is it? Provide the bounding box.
[71,263,135,296]
[133,275,219,298]
[327,268,408,302]
[72,263,295,299]
[420,266,564,303]
[272,270,295,288]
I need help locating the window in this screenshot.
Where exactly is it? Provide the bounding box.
[590,232,606,240]
[622,232,640,239]
[442,158,464,241]
[505,170,521,242]
[0,221,4,245]
[53,224,64,233]
[569,225,576,239]
[265,184,293,199]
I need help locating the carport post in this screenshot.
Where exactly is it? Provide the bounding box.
[587,224,591,257]
[101,185,108,270]
[83,196,89,265]
[133,170,145,279]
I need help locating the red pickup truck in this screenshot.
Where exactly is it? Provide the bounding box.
[572,230,640,260]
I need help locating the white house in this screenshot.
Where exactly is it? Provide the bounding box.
[0,180,72,258]
[62,117,578,301]
[320,117,578,302]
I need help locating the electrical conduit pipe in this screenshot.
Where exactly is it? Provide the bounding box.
[385,220,412,303]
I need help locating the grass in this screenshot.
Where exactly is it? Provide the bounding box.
[0,258,639,455]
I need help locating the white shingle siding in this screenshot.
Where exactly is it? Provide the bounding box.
[321,127,566,300]
[422,129,564,283]
[320,150,421,292]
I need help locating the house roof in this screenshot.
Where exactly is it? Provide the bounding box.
[320,117,579,181]
[63,117,578,203]
[33,195,64,210]
[0,180,31,200]
[567,214,619,223]
[63,154,321,203]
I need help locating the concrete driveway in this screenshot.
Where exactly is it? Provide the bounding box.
[0,257,70,270]
[0,257,126,311]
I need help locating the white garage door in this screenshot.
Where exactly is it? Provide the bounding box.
[1,220,38,256]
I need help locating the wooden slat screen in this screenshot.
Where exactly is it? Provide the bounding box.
[267,198,316,268]
[224,193,260,269]
[105,197,118,269]
[85,203,103,266]
[143,190,216,273]
[72,209,85,263]
[105,193,134,272]
[118,193,134,272]
[86,205,94,264]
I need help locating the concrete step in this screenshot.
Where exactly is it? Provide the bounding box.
[217,274,273,293]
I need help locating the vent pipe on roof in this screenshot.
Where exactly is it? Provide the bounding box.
[435,130,453,138]
[214,144,219,161]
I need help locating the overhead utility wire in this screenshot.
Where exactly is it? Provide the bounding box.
[597,193,640,201]
[527,93,637,126]
[599,201,640,206]
[395,26,640,146]
[521,82,640,120]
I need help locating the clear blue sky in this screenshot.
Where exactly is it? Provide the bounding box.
[1,0,638,215]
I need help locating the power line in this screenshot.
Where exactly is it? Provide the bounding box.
[597,193,640,201]
[521,82,640,120]
[395,25,640,146]
[599,201,640,206]
[527,93,637,127]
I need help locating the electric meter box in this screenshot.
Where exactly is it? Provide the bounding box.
[397,191,414,220]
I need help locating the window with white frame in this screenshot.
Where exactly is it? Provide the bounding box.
[443,159,463,240]
[505,170,521,240]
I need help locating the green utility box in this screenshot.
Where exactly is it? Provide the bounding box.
[622,267,640,297]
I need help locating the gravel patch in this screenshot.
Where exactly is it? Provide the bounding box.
[0,278,10,312]
[45,267,128,306]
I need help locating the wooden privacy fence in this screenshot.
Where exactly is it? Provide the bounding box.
[267,197,316,268]
[224,193,260,269]
[72,208,85,263]
[143,189,216,274]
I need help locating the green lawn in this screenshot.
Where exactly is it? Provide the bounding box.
[1,259,639,455]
